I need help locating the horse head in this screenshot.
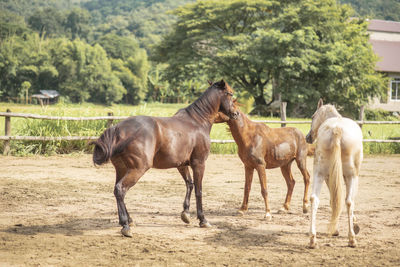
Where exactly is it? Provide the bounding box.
[212,80,239,120]
[306,99,341,143]
[214,98,240,123]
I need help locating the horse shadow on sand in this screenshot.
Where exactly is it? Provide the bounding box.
[204,218,346,252]
[2,217,116,236]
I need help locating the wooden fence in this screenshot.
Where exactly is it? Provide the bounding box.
[1,109,400,155]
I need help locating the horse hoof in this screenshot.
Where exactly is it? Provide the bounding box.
[308,236,317,249]
[237,209,247,216]
[348,239,357,248]
[181,211,190,224]
[200,221,212,228]
[264,213,272,221]
[332,230,339,236]
[353,223,360,235]
[121,226,132,238]
[308,242,318,249]
[303,206,309,214]
[277,207,288,214]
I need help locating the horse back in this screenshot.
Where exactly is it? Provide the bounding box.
[241,125,306,168]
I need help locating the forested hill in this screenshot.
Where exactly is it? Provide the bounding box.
[1,0,398,51]
[340,0,400,21]
[1,0,194,50]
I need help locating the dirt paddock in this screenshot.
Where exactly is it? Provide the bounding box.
[1,154,399,266]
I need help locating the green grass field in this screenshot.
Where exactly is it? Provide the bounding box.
[1,102,399,155]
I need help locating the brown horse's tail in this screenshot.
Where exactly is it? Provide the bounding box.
[92,127,118,165]
[327,126,344,235]
[92,127,134,166]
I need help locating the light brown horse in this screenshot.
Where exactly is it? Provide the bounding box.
[92,80,238,237]
[216,103,310,220]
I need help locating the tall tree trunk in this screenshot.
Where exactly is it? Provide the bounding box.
[250,83,268,115]
[254,94,267,106]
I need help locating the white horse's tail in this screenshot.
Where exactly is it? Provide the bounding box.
[327,126,344,235]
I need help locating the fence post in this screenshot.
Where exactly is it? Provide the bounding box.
[3,109,11,155]
[280,102,287,127]
[107,112,114,128]
[359,105,365,129]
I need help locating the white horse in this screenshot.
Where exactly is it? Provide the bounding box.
[305,99,363,248]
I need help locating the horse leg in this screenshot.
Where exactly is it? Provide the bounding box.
[255,165,271,220]
[191,161,211,228]
[238,166,254,215]
[113,158,134,226]
[296,158,311,213]
[178,166,193,224]
[114,168,146,237]
[344,174,359,247]
[308,174,325,249]
[279,163,295,213]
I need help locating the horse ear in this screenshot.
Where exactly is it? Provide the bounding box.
[317,98,323,109]
[219,79,226,89]
[208,80,213,86]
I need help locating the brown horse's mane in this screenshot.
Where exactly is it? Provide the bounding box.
[175,82,230,125]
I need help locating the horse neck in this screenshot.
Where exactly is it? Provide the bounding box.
[227,110,254,145]
[320,106,342,123]
[178,89,219,130]
[315,106,342,132]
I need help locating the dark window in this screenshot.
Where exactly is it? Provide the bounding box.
[391,78,400,101]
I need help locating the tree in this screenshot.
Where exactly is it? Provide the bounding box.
[27,8,66,38]
[64,8,91,40]
[49,38,125,104]
[0,10,31,40]
[96,34,150,104]
[154,0,386,116]
[0,33,58,101]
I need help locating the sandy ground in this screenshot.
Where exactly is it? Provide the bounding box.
[1,153,400,266]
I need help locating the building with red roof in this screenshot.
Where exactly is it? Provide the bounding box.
[367,19,400,112]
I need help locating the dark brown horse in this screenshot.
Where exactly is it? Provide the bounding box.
[216,104,310,220]
[92,80,238,237]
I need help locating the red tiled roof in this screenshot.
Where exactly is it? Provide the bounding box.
[369,39,400,72]
[367,19,400,33]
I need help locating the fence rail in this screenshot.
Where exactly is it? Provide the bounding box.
[1,110,400,155]
[0,135,399,143]
[2,111,400,125]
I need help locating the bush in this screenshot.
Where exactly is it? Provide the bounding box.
[365,109,399,121]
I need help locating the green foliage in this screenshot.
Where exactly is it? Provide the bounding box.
[154,0,386,117]
[27,7,66,38]
[83,0,194,51]
[364,109,400,121]
[64,8,92,40]
[0,0,395,110]
[0,34,56,100]
[126,0,194,51]
[1,33,153,105]
[53,39,126,104]
[96,33,140,60]
[340,0,400,21]
[96,33,150,104]
[0,10,32,40]
[363,143,400,154]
